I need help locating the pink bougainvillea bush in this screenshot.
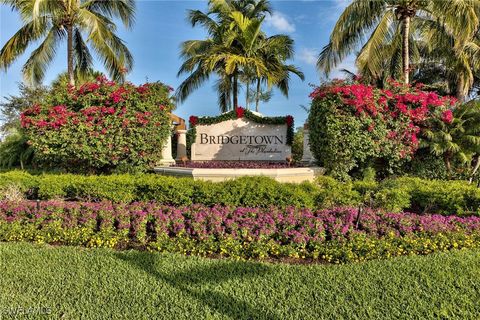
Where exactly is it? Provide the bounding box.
[1,200,479,263]
[308,79,457,180]
[20,76,174,173]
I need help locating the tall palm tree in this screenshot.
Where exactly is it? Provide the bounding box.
[252,34,304,112]
[203,11,269,109]
[0,0,135,85]
[177,0,272,112]
[318,0,479,85]
[421,9,480,101]
[353,6,480,101]
[177,0,303,113]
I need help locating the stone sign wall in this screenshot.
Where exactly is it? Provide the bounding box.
[191,118,291,161]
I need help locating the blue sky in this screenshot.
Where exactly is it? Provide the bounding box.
[0,0,354,127]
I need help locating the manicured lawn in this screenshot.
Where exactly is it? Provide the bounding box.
[1,243,480,319]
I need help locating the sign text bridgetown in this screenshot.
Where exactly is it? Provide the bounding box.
[199,133,284,145]
[190,118,291,161]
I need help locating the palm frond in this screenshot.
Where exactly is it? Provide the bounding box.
[317,0,386,75]
[22,25,64,84]
[0,17,49,70]
[175,66,210,103]
[73,28,93,75]
[82,0,136,29]
[78,9,133,81]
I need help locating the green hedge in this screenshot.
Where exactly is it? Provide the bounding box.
[0,171,317,208]
[1,171,480,215]
[312,176,480,215]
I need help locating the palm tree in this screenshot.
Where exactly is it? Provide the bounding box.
[177,0,303,113]
[417,16,480,101]
[252,34,304,112]
[177,0,272,112]
[318,0,479,85]
[203,11,269,109]
[0,0,135,85]
[421,102,480,177]
[353,8,480,101]
[50,69,105,88]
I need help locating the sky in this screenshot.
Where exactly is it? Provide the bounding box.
[0,0,354,127]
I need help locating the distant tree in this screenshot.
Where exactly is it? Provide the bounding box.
[0,82,48,133]
[0,129,34,169]
[291,127,304,162]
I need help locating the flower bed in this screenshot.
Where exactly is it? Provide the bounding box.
[1,200,479,263]
[173,161,307,169]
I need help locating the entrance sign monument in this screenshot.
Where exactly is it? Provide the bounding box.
[191,117,291,161]
[155,108,323,183]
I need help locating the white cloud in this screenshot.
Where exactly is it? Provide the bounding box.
[298,48,318,65]
[265,11,295,33]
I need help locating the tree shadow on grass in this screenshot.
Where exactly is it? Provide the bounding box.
[115,251,280,320]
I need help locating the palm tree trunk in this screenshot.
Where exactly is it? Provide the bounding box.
[401,16,410,85]
[233,71,238,109]
[228,75,233,111]
[246,81,250,110]
[67,25,75,86]
[255,78,261,112]
[469,155,480,184]
[456,76,466,102]
[444,154,452,178]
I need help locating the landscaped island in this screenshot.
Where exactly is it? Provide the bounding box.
[1,0,479,318]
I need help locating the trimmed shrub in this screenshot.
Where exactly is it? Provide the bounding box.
[315,176,361,208]
[135,175,197,205]
[73,175,137,203]
[2,171,480,215]
[308,80,457,180]
[219,177,317,208]
[1,173,317,208]
[0,171,38,197]
[37,174,79,200]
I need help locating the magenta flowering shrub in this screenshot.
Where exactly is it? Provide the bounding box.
[20,77,175,173]
[308,79,457,179]
[1,200,479,262]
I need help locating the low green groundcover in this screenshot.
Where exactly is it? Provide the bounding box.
[1,242,479,319]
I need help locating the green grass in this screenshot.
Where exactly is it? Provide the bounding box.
[1,243,480,319]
